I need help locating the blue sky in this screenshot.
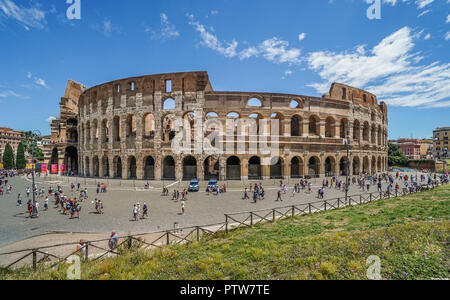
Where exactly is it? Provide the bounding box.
[0,0,448,138]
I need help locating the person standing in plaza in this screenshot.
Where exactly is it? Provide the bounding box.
[142,203,148,219]
[181,200,185,214]
[133,204,138,221]
[276,190,282,202]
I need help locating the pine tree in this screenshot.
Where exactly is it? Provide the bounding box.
[2,143,15,169]
[16,142,26,169]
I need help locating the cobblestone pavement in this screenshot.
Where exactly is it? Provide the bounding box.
[0,173,426,249]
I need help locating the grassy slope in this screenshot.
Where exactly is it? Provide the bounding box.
[1,185,449,280]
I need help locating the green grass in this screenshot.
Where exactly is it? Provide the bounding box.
[1,185,449,280]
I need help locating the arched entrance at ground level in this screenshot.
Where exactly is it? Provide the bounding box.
[352,158,360,175]
[377,157,382,173]
[114,157,122,178]
[102,156,109,177]
[93,156,100,177]
[183,156,197,180]
[363,157,370,174]
[248,156,261,180]
[144,156,155,180]
[339,157,349,176]
[85,157,90,177]
[270,157,283,179]
[290,157,304,178]
[372,157,377,174]
[162,156,175,180]
[50,148,59,174]
[204,156,220,180]
[64,146,78,175]
[308,157,320,177]
[226,156,241,180]
[128,156,137,179]
[325,157,336,177]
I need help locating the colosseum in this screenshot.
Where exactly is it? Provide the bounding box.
[44,71,388,181]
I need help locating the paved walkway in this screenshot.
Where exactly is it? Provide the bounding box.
[0,173,427,257]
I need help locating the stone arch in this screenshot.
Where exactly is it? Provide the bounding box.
[204,156,220,180]
[363,156,370,174]
[247,97,262,107]
[113,156,122,178]
[162,156,176,180]
[324,156,336,177]
[270,156,283,179]
[85,156,90,177]
[352,157,360,175]
[126,114,137,138]
[309,115,320,136]
[101,119,109,143]
[270,113,284,136]
[143,113,155,139]
[128,156,137,179]
[93,156,100,177]
[183,155,197,180]
[248,156,262,180]
[308,156,320,177]
[353,120,361,140]
[162,114,176,142]
[163,97,176,110]
[371,156,377,174]
[291,115,303,137]
[64,146,78,175]
[339,156,350,176]
[363,122,370,141]
[226,156,241,180]
[290,156,304,178]
[102,156,109,177]
[325,116,336,138]
[340,118,349,139]
[113,116,120,142]
[377,156,382,173]
[143,156,155,180]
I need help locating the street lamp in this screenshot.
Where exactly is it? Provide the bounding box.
[344,131,351,204]
[28,130,41,218]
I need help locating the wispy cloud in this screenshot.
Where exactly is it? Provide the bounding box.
[91,18,121,37]
[0,0,47,30]
[26,72,48,88]
[46,116,56,123]
[188,14,302,65]
[298,33,307,41]
[144,13,180,41]
[307,27,450,108]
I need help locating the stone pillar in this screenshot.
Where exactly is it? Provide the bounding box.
[219,156,226,181]
[175,156,182,181]
[155,155,162,181]
[108,156,114,179]
[319,121,326,138]
[122,155,128,179]
[283,158,290,179]
[283,119,291,137]
[241,158,248,180]
[136,155,143,180]
[302,121,309,137]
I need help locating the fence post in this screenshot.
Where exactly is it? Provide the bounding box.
[250,212,253,227]
[32,250,37,271]
[370,193,372,202]
[324,201,327,211]
[166,231,170,245]
[395,189,398,197]
[225,215,228,234]
[337,198,340,208]
[196,226,200,242]
[360,195,362,205]
[127,236,132,249]
[273,209,276,222]
[308,203,312,214]
[380,192,382,200]
[292,206,295,217]
[85,242,89,262]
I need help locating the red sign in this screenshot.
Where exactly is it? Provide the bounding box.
[60,164,66,173]
[51,164,58,174]
[41,165,48,173]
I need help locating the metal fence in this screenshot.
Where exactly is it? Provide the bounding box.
[0,181,447,271]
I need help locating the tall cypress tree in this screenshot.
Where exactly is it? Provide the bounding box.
[2,143,15,169]
[16,142,26,169]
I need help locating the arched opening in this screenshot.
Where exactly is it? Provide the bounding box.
[163,156,176,180]
[113,116,120,142]
[363,122,370,141]
[377,157,382,173]
[353,120,360,140]
[324,156,335,177]
[371,156,377,174]
[85,157,90,177]
[102,156,109,177]
[114,156,122,178]
[291,115,302,137]
[67,128,78,143]
[352,157,360,175]
[101,119,109,143]
[128,156,137,179]
[247,97,262,107]
[248,156,261,180]
[290,100,301,109]
[204,156,220,180]
[270,113,284,136]
[163,98,176,110]
[226,156,241,180]
[126,115,137,139]
[93,156,100,177]
[371,125,376,144]
[50,148,59,174]
[270,156,283,179]
[309,115,320,136]
[248,113,262,136]
[64,146,78,175]
[290,157,304,178]
[144,156,155,180]
[143,113,155,139]
[183,156,197,181]
[183,112,195,142]
[339,157,349,176]
[308,157,320,177]
[340,119,349,139]
[92,119,99,143]
[363,157,370,174]
[325,117,335,138]
[162,115,176,142]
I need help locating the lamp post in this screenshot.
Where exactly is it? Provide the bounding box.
[344,131,351,204]
[29,130,41,218]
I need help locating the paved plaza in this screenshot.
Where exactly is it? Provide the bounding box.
[0,172,428,250]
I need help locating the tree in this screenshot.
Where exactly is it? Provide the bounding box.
[16,142,26,169]
[388,143,409,167]
[21,131,44,161]
[2,143,15,169]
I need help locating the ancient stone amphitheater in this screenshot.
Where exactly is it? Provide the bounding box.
[45,71,388,181]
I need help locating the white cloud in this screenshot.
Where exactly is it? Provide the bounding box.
[298,33,307,41]
[415,0,434,9]
[27,72,48,88]
[46,116,56,123]
[160,13,179,40]
[445,32,450,41]
[446,14,450,23]
[0,0,47,30]
[188,15,302,65]
[417,9,431,17]
[424,33,431,40]
[0,89,20,98]
[307,27,450,108]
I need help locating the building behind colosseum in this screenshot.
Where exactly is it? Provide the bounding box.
[44,71,388,181]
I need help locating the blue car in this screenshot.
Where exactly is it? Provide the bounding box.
[206,179,218,191]
[188,179,200,192]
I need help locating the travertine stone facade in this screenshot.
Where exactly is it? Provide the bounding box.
[47,71,389,180]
